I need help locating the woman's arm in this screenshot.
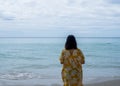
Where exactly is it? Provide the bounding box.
[78,49,85,64]
[59,50,64,64]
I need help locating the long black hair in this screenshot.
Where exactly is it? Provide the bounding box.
[65,35,77,50]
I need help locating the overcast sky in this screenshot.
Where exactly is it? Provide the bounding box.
[0,0,120,37]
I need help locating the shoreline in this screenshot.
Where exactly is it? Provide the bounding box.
[85,79,120,86]
[0,77,120,86]
[83,76,120,84]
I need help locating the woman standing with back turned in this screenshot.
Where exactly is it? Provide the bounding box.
[59,35,85,86]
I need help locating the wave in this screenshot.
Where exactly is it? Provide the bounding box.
[0,71,60,80]
[0,72,36,80]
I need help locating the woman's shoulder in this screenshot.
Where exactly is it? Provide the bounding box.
[76,48,81,51]
[77,48,83,51]
[62,48,81,52]
[62,49,69,53]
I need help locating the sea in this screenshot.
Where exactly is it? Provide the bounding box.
[0,37,120,86]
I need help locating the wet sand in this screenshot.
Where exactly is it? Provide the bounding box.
[85,79,120,86]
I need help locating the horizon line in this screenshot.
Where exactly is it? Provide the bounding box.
[0,37,120,38]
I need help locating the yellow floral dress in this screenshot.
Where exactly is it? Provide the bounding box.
[59,49,85,86]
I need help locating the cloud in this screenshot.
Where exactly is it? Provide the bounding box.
[0,0,120,19]
[107,0,120,4]
[0,0,120,31]
[0,12,15,20]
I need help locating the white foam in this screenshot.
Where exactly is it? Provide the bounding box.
[0,72,36,80]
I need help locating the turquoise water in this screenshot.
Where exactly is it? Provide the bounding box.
[0,37,120,85]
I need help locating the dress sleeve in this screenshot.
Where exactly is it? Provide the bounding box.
[77,49,85,64]
[59,50,64,64]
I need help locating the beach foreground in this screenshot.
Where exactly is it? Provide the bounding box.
[0,79,120,86]
[85,79,120,86]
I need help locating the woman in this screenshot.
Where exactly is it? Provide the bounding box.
[59,35,85,86]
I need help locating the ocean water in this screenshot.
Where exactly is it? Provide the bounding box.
[0,37,120,86]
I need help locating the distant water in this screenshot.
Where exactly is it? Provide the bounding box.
[0,37,120,86]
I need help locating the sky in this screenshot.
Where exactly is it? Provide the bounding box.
[0,0,120,37]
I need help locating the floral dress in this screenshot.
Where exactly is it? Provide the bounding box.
[59,49,85,86]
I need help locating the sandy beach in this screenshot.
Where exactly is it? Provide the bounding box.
[85,79,120,86]
[0,78,120,86]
